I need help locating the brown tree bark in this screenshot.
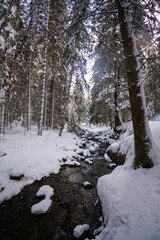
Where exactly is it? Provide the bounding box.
[116,0,153,168]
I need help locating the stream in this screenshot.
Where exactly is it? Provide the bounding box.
[0,134,112,240]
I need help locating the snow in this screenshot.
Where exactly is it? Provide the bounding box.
[81,123,110,133]
[84,158,93,165]
[73,224,90,238]
[89,145,96,153]
[104,153,111,162]
[108,163,116,168]
[76,148,84,155]
[10,6,17,17]
[31,199,52,215]
[83,181,91,187]
[1,122,160,239]
[96,121,160,240]
[153,114,160,121]
[31,185,54,215]
[83,149,91,157]
[0,126,79,203]
[36,185,54,199]
[0,35,5,50]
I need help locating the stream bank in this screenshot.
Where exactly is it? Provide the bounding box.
[0,134,113,240]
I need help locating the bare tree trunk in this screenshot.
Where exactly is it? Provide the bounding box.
[44,74,48,130]
[38,0,50,136]
[0,104,5,135]
[27,56,32,131]
[116,0,153,168]
[0,88,5,135]
[59,122,64,137]
[51,78,55,130]
[114,68,122,132]
[27,0,36,131]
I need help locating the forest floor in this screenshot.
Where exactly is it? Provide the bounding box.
[0,131,112,240]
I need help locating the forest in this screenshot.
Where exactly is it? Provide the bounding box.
[0,0,160,168]
[0,1,160,239]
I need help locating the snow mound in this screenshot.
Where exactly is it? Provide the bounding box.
[64,158,81,166]
[89,145,97,153]
[31,199,52,215]
[83,149,91,157]
[84,158,93,165]
[73,224,90,238]
[83,181,91,187]
[36,185,54,199]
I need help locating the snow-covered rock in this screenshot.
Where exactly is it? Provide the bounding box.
[76,149,84,156]
[73,224,90,238]
[83,181,91,187]
[83,181,94,189]
[89,145,96,153]
[108,163,116,169]
[84,158,93,165]
[104,153,112,162]
[89,142,99,154]
[64,158,81,166]
[83,149,91,158]
[31,199,52,215]
[36,185,54,199]
[93,226,104,235]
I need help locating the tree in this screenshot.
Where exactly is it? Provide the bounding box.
[68,74,86,132]
[90,5,129,129]
[89,0,159,168]
[37,0,50,136]
[115,0,155,168]
[0,0,23,130]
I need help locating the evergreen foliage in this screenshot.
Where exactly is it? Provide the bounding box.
[0,0,160,168]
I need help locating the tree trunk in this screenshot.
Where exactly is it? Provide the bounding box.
[27,55,32,131]
[38,0,50,136]
[51,78,55,130]
[114,68,122,132]
[59,122,64,137]
[44,73,48,130]
[0,88,5,135]
[116,0,153,168]
[0,104,5,135]
[27,0,36,131]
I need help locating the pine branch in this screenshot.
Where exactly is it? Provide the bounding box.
[136,1,160,14]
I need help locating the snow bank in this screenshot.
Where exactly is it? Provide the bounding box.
[0,126,79,203]
[81,124,110,133]
[97,166,160,240]
[97,121,160,240]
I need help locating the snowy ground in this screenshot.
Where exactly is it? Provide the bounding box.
[0,126,79,203]
[96,121,160,240]
[0,122,160,240]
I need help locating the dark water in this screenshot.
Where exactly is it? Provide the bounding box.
[0,141,111,240]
